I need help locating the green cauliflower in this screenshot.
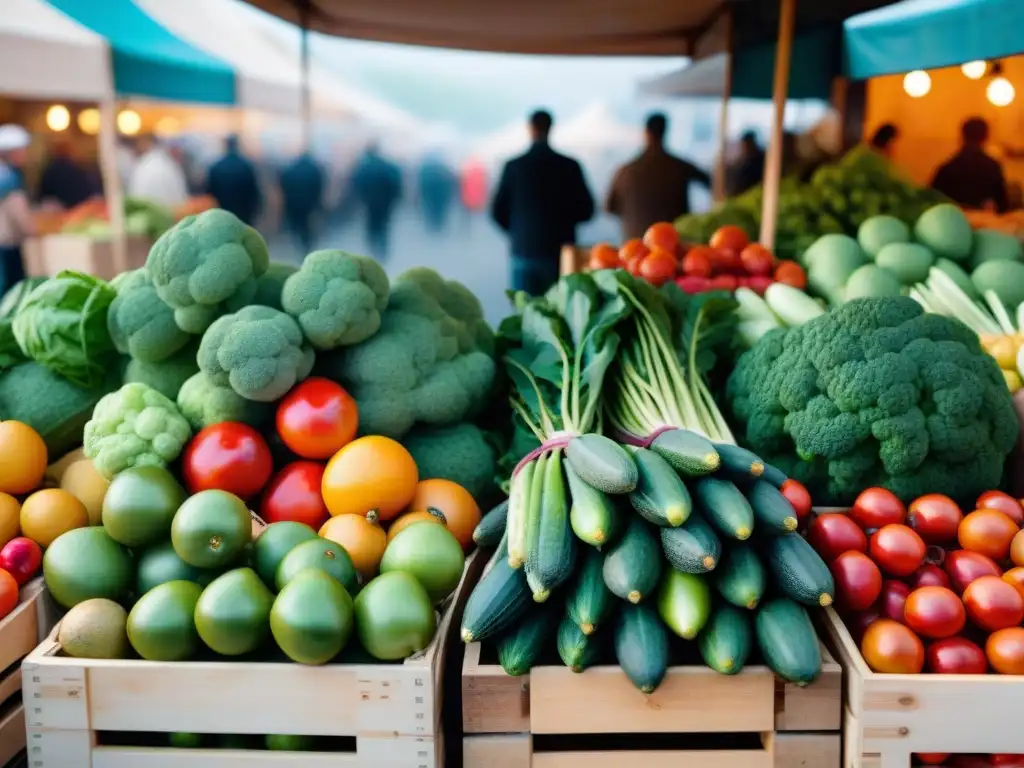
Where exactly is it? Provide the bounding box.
[198,305,314,403]
[725,297,1020,505]
[176,371,273,431]
[281,249,389,349]
[121,342,199,401]
[252,262,298,311]
[402,423,498,502]
[316,268,495,439]
[107,269,193,363]
[83,382,192,479]
[147,209,270,334]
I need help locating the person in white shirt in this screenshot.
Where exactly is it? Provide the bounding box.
[127,133,189,208]
[0,124,36,292]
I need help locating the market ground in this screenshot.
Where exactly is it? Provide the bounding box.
[264,204,621,328]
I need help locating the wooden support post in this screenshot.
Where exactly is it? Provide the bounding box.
[713,10,735,204]
[97,92,126,274]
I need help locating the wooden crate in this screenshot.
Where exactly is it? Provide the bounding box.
[20,551,485,768]
[461,637,842,768]
[822,606,1024,767]
[37,234,150,280]
[559,246,587,276]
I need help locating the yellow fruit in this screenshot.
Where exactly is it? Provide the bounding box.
[20,489,89,548]
[987,336,1019,370]
[45,448,87,486]
[60,460,110,526]
[0,493,20,547]
[319,513,387,577]
[0,421,48,495]
[1004,369,1022,393]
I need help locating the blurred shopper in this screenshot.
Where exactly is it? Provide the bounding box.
[461,158,488,213]
[606,113,710,240]
[869,123,900,159]
[128,134,189,208]
[206,135,262,226]
[727,131,766,197]
[418,154,457,233]
[491,110,594,296]
[280,152,325,255]
[37,140,95,210]
[0,125,36,293]
[349,142,402,261]
[931,117,1008,213]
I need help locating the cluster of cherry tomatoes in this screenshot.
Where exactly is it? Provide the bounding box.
[587,222,807,295]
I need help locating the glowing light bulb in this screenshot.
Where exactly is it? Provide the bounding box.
[117,109,142,136]
[903,70,931,98]
[987,76,1015,106]
[961,60,987,80]
[154,116,181,137]
[46,105,70,132]
[77,108,100,135]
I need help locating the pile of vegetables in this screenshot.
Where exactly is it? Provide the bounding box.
[58,196,217,241]
[460,269,835,692]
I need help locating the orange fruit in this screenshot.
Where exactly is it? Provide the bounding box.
[0,569,17,620]
[321,436,418,522]
[0,493,19,547]
[19,489,88,548]
[320,513,387,577]
[0,421,48,495]
[405,479,481,551]
[642,222,680,253]
[387,510,444,544]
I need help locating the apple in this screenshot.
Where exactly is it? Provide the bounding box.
[0,537,42,586]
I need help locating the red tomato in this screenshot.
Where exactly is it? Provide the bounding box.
[963,575,1024,632]
[773,260,807,290]
[708,225,749,253]
[0,537,42,585]
[986,627,1024,674]
[861,618,925,673]
[708,274,738,292]
[851,488,906,530]
[807,513,867,561]
[780,479,812,526]
[903,586,966,639]
[977,490,1024,526]
[847,606,881,645]
[182,423,273,500]
[926,636,987,674]
[681,246,713,278]
[945,549,1003,594]
[745,275,774,295]
[639,249,678,286]
[959,508,1020,561]
[588,243,620,270]
[0,570,16,621]
[739,243,775,276]
[869,524,926,577]
[259,461,329,530]
[914,756,951,766]
[643,222,680,253]
[276,378,359,460]
[907,494,963,544]
[990,756,1024,767]
[619,238,649,267]
[832,550,883,611]
[879,579,912,623]
[910,563,951,590]
[675,275,711,294]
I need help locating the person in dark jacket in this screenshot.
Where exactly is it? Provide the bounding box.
[280,153,325,256]
[491,110,594,296]
[37,140,95,210]
[869,123,900,159]
[418,154,457,233]
[205,135,262,225]
[726,131,766,197]
[349,142,402,261]
[931,117,1009,213]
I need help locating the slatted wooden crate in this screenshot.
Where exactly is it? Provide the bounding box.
[461,636,842,768]
[559,245,587,276]
[20,551,485,768]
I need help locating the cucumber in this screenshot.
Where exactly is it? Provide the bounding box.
[657,569,711,639]
[649,428,720,476]
[525,448,577,602]
[565,433,638,494]
[755,598,822,685]
[628,448,692,527]
[693,476,755,541]
[713,443,765,480]
[746,480,798,534]
[714,543,766,610]
[519,452,548,570]
[557,614,600,672]
[761,462,788,489]
[566,463,623,546]
[506,460,535,568]
[698,605,752,675]
[496,604,557,676]
[614,602,669,693]
[660,514,721,573]
[461,556,533,643]
[602,517,662,604]
[473,499,509,547]
[566,547,616,634]
[765,533,835,607]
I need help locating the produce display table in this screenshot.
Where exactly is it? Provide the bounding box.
[35,234,151,280]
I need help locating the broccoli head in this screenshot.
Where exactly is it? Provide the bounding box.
[176,371,273,431]
[316,268,495,438]
[107,269,193,363]
[83,382,192,479]
[402,423,498,502]
[146,209,270,334]
[281,250,389,349]
[725,297,1020,505]
[252,262,298,311]
[198,305,314,402]
[121,342,199,400]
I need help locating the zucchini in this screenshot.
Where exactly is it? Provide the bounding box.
[698,605,752,675]
[755,598,822,686]
[461,556,533,643]
[746,480,798,534]
[566,548,616,635]
[525,448,577,602]
[650,428,720,476]
[566,462,622,546]
[765,533,835,607]
[520,452,548,571]
[496,604,557,676]
[602,516,662,604]
[565,433,638,494]
[627,448,692,527]
[557,614,600,672]
[693,476,755,541]
[473,499,509,547]
[713,443,765,480]
[657,569,711,639]
[614,602,669,693]
[506,460,535,568]
[660,514,721,573]
[761,462,788,489]
[714,543,766,610]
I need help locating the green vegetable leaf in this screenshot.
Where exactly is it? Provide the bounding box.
[0,320,24,371]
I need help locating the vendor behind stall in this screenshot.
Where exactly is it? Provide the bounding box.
[0,124,36,293]
[931,117,1009,213]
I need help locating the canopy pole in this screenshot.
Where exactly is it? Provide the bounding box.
[299,0,311,154]
[713,9,735,204]
[758,0,796,249]
[97,94,127,275]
